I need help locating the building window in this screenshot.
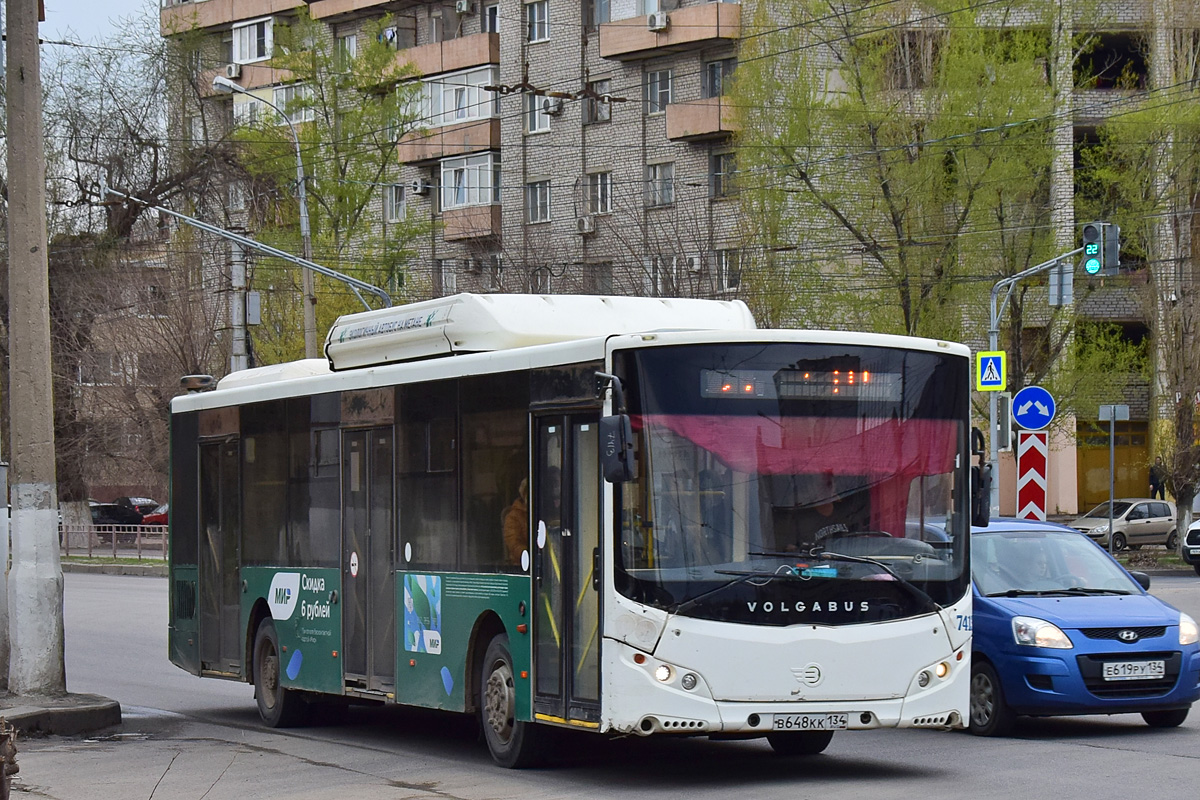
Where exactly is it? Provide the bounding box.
[232,97,266,126]
[483,3,500,33]
[526,0,549,43]
[423,66,499,128]
[704,58,737,98]
[273,84,315,123]
[338,33,357,64]
[645,69,672,114]
[185,113,204,145]
[526,92,551,133]
[526,180,551,223]
[646,256,677,296]
[232,18,273,64]
[715,249,741,293]
[588,172,612,214]
[384,184,406,223]
[587,0,611,29]
[646,162,674,207]
[584,79,611,124]
[585,262,614,294]
[139,285,169,317]
[228,182,246,211]
[437,259,458,295]
[711,152,737,198]
[441,152,501,209]
[380,25,400,49]
[529,266,551,293]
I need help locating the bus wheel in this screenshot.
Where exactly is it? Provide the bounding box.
[253,618,310,728]
[481,633,543,768]
[766,730,834,756]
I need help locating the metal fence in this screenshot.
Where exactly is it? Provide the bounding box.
[59,524,168,560]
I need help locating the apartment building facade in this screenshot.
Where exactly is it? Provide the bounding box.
[161,0,745,301]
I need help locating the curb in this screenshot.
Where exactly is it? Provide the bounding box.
[1,694,121,736]
[60,562,167,577]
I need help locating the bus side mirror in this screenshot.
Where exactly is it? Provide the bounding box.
[599,414,636,483]
[971,463,991,529]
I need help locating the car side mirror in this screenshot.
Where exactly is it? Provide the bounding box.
[1127,570,1151,591]
[971,463,991,529]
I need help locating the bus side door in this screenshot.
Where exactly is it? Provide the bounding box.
[532,414,602,727]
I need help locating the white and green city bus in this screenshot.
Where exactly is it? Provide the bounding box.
[168,293,980,767]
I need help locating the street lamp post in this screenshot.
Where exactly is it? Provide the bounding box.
[212,75,319,359]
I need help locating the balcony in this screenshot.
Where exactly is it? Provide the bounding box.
[666,96,738,141]
[307,0,392,20]
[398,118,501,164]
[443,204,502,241]
[400,33,500,77]
[160,0,296,35]
[599,3,741,61]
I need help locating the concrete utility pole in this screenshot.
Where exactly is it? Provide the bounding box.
[5,0,67,694]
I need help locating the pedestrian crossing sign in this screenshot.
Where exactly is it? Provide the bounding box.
[976,351,1006,392]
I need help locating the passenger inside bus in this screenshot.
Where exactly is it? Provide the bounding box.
[503,478,529,566]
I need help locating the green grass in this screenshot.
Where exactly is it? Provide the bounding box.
[61,556,166,566]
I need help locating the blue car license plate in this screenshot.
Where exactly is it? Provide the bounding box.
[1102,660,1165,681]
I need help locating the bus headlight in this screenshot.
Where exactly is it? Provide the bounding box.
[681,672,698,691]
[654,664,673,683]
[1013,616,1073,649]
[1180,613,1199,646]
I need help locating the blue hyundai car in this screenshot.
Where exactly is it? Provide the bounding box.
[969,518,1200,735]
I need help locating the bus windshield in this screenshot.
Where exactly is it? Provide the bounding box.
[613,342,971,625]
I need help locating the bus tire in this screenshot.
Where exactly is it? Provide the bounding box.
[766,730,834,756]
[253,618,310,728]
[481,633,543,768]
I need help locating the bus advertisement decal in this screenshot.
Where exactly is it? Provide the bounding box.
[404,575,443,654]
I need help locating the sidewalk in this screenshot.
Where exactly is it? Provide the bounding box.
[0,692,120,736]
[59,561,166,577]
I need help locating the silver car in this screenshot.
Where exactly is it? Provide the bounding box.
[1070,498,1177,551]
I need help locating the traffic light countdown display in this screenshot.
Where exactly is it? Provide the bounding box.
[1082,221,1120,276]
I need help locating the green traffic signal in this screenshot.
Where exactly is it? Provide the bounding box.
[1081,223,1105,275]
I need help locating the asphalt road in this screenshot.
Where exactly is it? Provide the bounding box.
[12,571,1200,799]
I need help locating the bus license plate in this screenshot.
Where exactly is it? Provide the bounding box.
[772,713,849,731]
[1103,660,1165,681]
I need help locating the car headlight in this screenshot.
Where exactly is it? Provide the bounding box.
[1092,524,1109,535]
[1180,613,1199,646]
[1012,616,1073,649]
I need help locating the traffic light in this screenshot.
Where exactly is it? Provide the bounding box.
[1082,222,1103,275]
[1082,221,1120,277]
[1103,222,1120,274]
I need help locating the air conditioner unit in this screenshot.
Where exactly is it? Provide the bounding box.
[685,254,702,273]
[225,63,242,80]
[647,12,669,31]
[455,0,473,13]
[576,215,596,235]
[410,178,431,196]
[542,97,565,116]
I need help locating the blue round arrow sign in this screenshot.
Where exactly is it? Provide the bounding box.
[1011,385,1056,431]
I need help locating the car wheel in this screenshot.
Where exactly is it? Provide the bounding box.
[1142,708,1189,728]
[969,661,1016,737]
[1166,530,1179,551]
[1111,532,1127,552]
[766,730,835,756]
[253,618,310,727]
[1194,563,1200,577]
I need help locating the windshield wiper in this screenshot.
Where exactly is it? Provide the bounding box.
[986,587,1132,598]
[750,548,941,614]
[668,568,803,616]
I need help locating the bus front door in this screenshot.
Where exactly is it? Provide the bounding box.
[342,427,396,693]
[198,439,241,675]
[533,415,601,727]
